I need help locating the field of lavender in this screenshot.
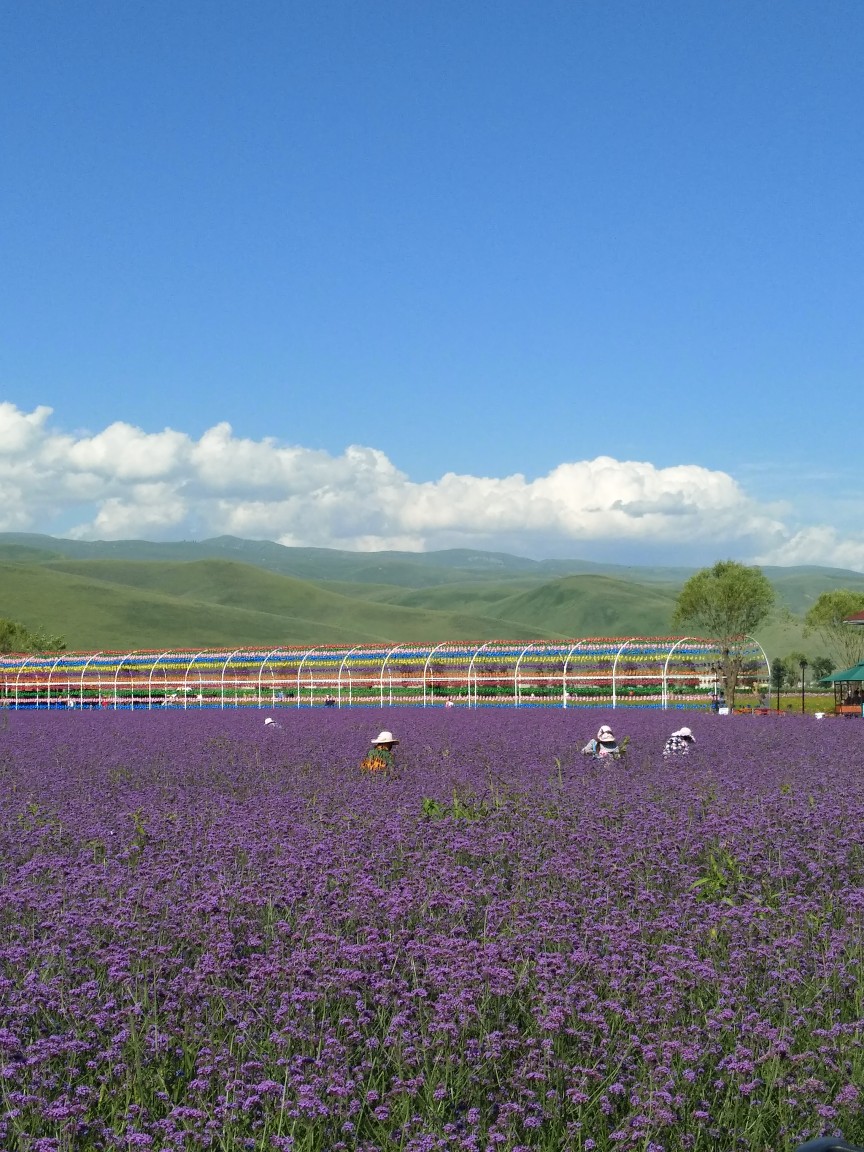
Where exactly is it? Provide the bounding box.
[1,709,863,1152]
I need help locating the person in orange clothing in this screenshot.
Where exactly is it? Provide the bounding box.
[360,730,399,773]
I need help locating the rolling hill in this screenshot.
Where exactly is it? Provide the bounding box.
[0,560,550,649]
[1,532,862,656]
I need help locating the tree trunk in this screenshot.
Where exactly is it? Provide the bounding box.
[722,653,742,707]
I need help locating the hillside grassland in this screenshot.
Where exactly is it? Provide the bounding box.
[1,534,863,655]
[0,561,549,649]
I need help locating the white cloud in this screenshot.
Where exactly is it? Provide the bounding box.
[0,402,860,569]
[756,527,864,572]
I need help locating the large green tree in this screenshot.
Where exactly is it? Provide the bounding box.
[804,590,864,671]
[672,561,775,704]
[0,618,66,654]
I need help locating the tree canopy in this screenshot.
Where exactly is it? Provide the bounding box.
[804,590,864,671]
[673,561,775,702]
[672,561,775,640]
[0,618,66,654]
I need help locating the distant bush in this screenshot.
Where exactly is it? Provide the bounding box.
[0,618,66,654]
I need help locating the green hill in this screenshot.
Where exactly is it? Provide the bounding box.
[489,575,678,636]
[1,532,863,656]
[0,559,547,649]
[762,566,864,615]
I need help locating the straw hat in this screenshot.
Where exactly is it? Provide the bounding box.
[371,730,399,745]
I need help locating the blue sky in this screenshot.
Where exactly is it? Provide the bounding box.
[1,2,863,566]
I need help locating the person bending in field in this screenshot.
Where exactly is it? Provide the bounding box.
[360,730,399,774]
[663,726,695,756]
[581,725,623,759]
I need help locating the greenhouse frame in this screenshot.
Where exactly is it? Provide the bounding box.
[0,636,770,710]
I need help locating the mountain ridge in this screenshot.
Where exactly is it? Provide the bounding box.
[1,533,863,653]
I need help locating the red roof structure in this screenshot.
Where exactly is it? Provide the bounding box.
[845,611,864,626]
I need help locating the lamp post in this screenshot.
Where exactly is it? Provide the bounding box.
[800,658,808,714]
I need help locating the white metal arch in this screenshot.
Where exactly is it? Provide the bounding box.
[745,634,772,693]
[514,642,539,708]
[296,647,321,707]
[113,651,138,711]
[467,642,490,708]
[379,644,402,708]
[337,645,362,709]
[79,651,103,709]
[561,642,584,709]
[661,637,695,710]
[422,641,448,708]
[15,656,35,710]
[695,635,769,705]
[220,649,243,710]
[256,648,284,709]
[611,638,636,710]
[147,651,172,710]
[183,651,208,710]
[46,654,66,709]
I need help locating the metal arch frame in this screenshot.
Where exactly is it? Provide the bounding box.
[80,651,103,709]
[15,655,35,710]
[257,648,285,709]
[337,645,362,709]
[296,646,322,708]
[113,651,138,711]
[745,633,772,693]
[184,651,208,710]
[379,644,402,709]
[46,653,66,709]
[147,651,172,710]
[514,642,539,708]
[561,641,584,709]
[611,638,636,709]
[661,637,694,710]
[221,649,243,710]
[422,641,448,708]
[716,634,772,703]
[0,636,766,713]
[467,642,490,708]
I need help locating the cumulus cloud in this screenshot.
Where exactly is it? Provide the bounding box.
[756,527,864,573]
[0,402,859,568]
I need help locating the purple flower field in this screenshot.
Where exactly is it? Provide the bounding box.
[1,708,863,1152]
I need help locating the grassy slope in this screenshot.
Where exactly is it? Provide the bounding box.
[38,560,688,636]
[0,560,547,649]
[342,578,549,608]
[764,567,864,615]
[1,534,863,656]
[491,575,678,636]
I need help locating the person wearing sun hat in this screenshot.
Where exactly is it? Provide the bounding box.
[663,726,695,756]
[359,729,400,773]
[581,724,622,759]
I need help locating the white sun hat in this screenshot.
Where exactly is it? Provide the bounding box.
[597,726,616,744]
[264,717,275,726]
[371,730,399,745]
[673,727,694,739]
